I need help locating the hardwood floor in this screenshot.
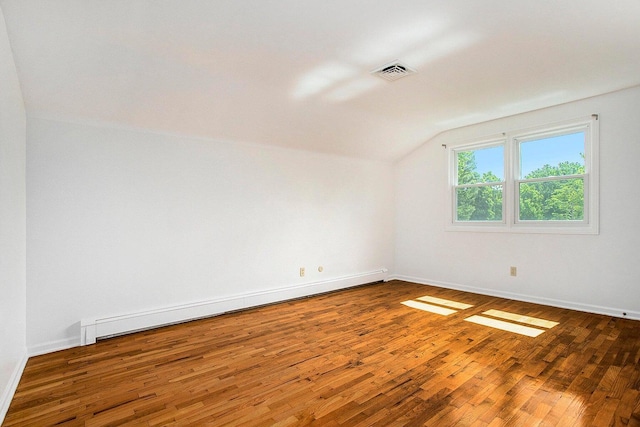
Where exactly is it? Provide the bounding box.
[4,280,640,426]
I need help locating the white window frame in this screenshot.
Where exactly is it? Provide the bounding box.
[446,115,599,235]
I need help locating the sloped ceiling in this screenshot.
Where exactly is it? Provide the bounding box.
[2,0,639,161]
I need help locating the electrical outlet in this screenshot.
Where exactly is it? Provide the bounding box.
[510,266,517,276]
[300,267,305,277]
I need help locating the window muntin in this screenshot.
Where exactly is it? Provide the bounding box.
[453,143,505,222]
[447,116,598,234]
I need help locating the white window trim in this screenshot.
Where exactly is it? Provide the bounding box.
[446,115,599,235]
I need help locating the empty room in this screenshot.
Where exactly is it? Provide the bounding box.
[1,1,640,425]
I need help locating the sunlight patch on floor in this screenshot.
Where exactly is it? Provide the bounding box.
[464,315,545,337]
[401,300,457,316]
[416,295,474,310]
[482,309,559,329]
[401,295,558,338]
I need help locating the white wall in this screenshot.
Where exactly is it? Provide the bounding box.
[394,86,640,317]
[0,4,27,422]
[26,117,394,352]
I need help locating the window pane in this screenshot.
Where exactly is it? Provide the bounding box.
[456,185,503,221]
[520,132,585,178]
[519,178,584,221]
[457,145,504,185]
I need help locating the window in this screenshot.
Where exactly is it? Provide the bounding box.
[448,115,599,234]
[454,142,505,222]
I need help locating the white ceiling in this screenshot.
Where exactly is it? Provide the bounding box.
[2,0,640,161]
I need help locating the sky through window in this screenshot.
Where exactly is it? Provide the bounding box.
[471,132,584,178]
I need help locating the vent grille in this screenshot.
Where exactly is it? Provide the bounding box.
[370,61,416,82]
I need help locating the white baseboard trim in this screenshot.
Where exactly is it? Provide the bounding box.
[81,269,388,346]
[28,337,81,358]
[0,350,28,426]
[389,274,640,320]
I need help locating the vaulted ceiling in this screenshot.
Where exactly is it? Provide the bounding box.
[2,0,639,161]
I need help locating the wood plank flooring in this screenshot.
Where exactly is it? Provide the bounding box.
[4,280,640,426]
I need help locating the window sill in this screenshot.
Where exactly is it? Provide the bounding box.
[445,222,599,235]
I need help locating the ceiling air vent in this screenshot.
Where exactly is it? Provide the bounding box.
[370,61,417,82]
